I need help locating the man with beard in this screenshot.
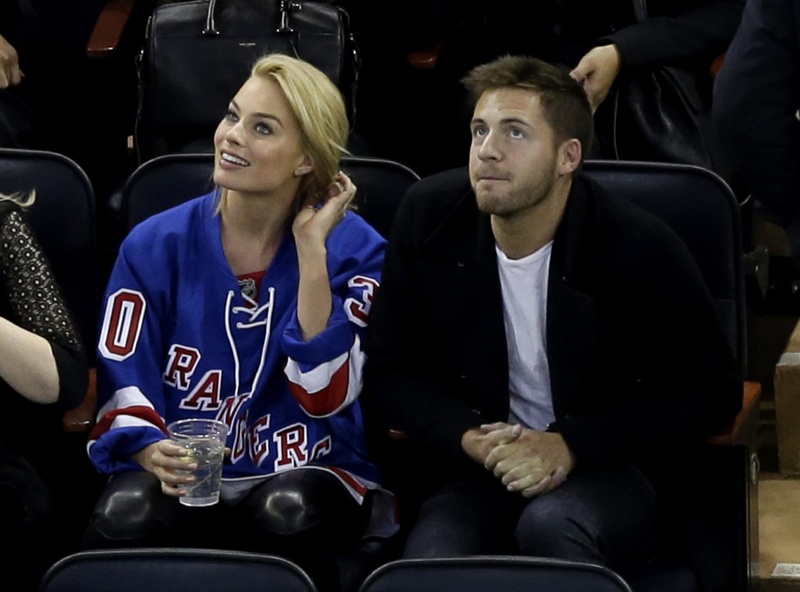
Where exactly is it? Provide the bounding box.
[363,56,742,591]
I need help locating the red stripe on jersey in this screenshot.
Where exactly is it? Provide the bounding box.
[286,358,350,416]
[329,466,369,497]
[89,406,169,441]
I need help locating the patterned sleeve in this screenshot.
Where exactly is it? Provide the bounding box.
[282,215,386,418]
[0,203,88,409]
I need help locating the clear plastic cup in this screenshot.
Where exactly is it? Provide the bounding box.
[167,418,226,507]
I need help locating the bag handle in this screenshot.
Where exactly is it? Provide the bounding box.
[203,0,301,36]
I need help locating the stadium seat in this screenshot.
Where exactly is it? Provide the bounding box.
[581,161,758,592]
[39,548,317,592]
[359,557,633,592]
[0,148,98,356]
[121,154,420,239]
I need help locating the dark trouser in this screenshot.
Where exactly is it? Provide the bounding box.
[0,442,54,592]
[404,465,659,574]
[84,469,372,591]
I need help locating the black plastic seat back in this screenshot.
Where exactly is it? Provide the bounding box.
[122,154,419,239]
[123,153,216,233]
[0,148,98,358]
[359,557,633,592]
[582,161,750,592]
[40,549,318,592]
[582,160,745,372]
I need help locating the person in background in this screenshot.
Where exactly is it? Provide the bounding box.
[714,0,800,268]
[0,191,88,591]
[349,0,744,175]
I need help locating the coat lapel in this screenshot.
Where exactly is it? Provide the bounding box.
[456,213,509,420]
[420,190,509,421]
[547,177,600,418]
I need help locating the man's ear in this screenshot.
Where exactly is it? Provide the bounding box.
[294,155,314,177]
[558,139,582,176]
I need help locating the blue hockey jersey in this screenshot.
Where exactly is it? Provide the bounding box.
[90,192,387,498]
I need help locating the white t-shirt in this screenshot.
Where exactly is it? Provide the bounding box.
[496,242,555,431]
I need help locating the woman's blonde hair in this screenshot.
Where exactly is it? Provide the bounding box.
[218,54,349,216]
[0,191,36,208]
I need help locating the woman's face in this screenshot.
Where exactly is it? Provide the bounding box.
[213,76,311,202]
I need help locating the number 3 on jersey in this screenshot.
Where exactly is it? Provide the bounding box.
[99,289,147,361]
[344,275,379,327]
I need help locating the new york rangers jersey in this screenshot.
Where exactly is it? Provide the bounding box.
[90,192,387,497]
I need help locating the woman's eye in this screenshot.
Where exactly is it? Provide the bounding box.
[255,122,273,135]
[224,110,238,122]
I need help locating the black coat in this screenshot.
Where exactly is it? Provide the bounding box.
[362,169,742,590]
[714,0,800,262]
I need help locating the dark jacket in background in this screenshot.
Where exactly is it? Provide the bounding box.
[714,0,800,264]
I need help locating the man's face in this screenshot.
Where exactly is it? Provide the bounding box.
[469,88,561,217]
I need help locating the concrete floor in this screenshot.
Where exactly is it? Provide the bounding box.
[760,476,800,586]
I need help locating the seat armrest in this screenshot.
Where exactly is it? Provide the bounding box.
[706,381,761,446]
[710,54,726,78]
[87,0,136,58]
[407,42,444,70]
[63,368,97,433]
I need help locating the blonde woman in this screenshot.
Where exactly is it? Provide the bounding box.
[86,55,392,587]
[0,191,88,591]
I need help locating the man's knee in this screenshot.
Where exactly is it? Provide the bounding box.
[84,471,174,547]
[515,491,597,560]
[514,467,659,569]
[404,480,522,558]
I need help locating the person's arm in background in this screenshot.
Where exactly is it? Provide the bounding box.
[714,0,800,258]
[0,201,87,408]
[571,0,744,110]
[0,34,22,88]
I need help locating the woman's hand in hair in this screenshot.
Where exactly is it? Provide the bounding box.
[293,172,356,340]
[292,172,356,249]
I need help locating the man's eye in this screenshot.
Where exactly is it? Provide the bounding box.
[510,128,524,139]
[472,127,487,138]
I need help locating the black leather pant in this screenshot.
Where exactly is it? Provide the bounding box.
[84,469,371,590]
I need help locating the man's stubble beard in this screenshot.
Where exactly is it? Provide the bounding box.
[475,167,557,219]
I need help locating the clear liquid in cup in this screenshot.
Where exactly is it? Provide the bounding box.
[181,438,225,507]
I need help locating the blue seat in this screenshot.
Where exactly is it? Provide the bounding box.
[0,148,98,354]
[39,549,317,592]
[359,557,633,592]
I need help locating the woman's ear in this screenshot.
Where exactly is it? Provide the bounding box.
[294,155,314,177]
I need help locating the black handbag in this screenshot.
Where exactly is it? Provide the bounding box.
[610,0,719,171]
[136,0,358,160]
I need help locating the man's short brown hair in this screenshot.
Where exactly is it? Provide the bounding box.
[462,56,594,161]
